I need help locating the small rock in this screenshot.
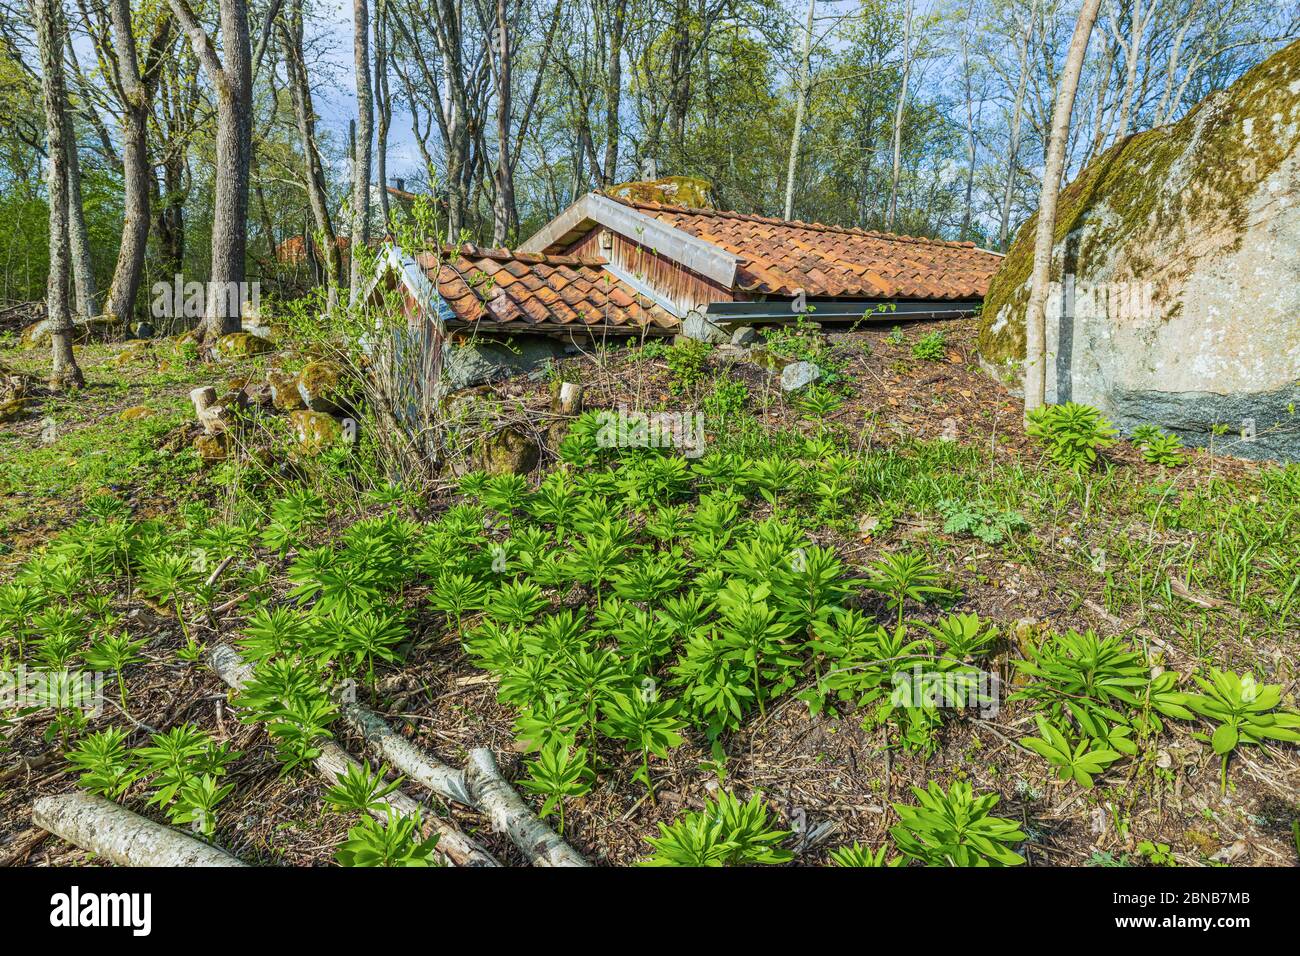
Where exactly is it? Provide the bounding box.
[290,410,344,453]
[119,406,154,422]
[193,433,230,462]
[214,331,274,360]
[267,370,306,411]
[1209,841,1247,864]
[296,360,354,414]
[132,321,155,339]
[0,398,35,423]
[681,312,729,345]
[40,417,58,444]
[730,326,758,347]
[780,360,823,392]
[479,426,540,475]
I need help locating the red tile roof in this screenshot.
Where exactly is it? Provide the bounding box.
[604,196,1002,300]
[416,246,678,333]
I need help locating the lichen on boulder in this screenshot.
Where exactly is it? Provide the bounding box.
[979,41,1300,461]
[214,332,275,360]
[290,409,345,453]
[478,426,540,475]
[296,360,356,414]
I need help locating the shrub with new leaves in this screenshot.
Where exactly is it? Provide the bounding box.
[1026,402,1117,471]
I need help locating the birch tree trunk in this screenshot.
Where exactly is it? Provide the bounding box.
[783,0,815,221]
[489,0,515,245]
[374,0,392,234]
[34,793,249,866]
[64,109,97,322]
[205,644,499,867]
[1023,0,1104,416]
[32,0,84,389]
[887,0,913,231]
[350,0,373,301]
[167,0,253,344]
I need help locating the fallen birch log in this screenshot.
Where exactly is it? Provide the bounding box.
[465,748,590,868]
[206,644,498,867]
[32,793,247,867]
[340,701,588,866]
[341,701,473,806]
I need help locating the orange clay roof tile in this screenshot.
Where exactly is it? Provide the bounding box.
[603,195,1001,300]
[420,245,677,332]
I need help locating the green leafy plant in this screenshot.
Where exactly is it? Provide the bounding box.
[599,688,685,802]
[1022,716,1123,788]
[666,339,712,395]
[1011,630,1153,745]
[1026,402,1117,471]
[937,498,1028,544]
[829,842,899,867]
[864,552,952,627]
[66,727,136,798]
[83,632,147,710]
[1136,840,1176,867]
[324,761,404,814]
[911,330,946,360]
[890,781,1025,867]
[519,736,594,834]
[643,791,791,866]
[335,810,442,867]
[1142,433,1186,467]
[1175,670,1300,792]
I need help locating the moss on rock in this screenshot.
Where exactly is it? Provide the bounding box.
[295,360,355,414]
[980,40,1300,374]
[290,410,345,453]
[215,332,275,360]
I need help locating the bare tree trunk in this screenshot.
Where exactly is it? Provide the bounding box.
[489,0,514,245]
[783,0,815,221]
[601,0,626,185]
[374,0,392,234]
[959,5,976,241]
[168,0,253,344]
[104,0,171,329]
[997,0,1034,250]
[1023,0,1104,416]
[887,0,913,231]
[350,0,373,301]
[33,0,83,389]
[1111,0,1156,142]
[280,0,341,309]
[64,111,97,321]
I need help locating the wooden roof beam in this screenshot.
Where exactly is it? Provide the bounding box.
[518,193,740,289]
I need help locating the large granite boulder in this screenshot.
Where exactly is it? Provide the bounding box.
[979,42,1300,461]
